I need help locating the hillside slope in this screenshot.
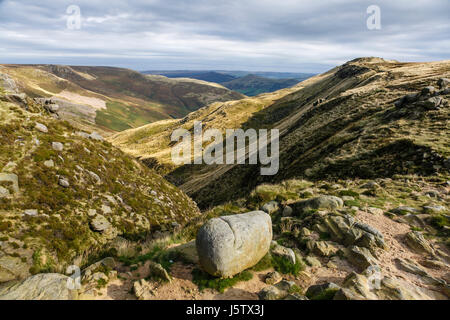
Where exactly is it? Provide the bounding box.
[222,74,299,96]
[0,65,244,134]
[142,58,450,208]
[0,86,200,284]
[109,80,312,173]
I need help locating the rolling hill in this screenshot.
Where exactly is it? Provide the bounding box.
[221,74,299,96]
[0,65,244,134]
[143,70,315,96]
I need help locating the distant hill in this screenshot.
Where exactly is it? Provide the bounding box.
[0,65,244,133]
[142,70,315,96]
[221,74,299,96]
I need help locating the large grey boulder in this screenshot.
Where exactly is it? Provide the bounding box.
[0,273,77,300]
[196,211,272,278]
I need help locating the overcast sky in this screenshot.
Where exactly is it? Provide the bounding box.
[0,0,449,73]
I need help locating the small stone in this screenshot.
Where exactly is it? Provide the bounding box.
[101,205,112,214]
[88,209,97,217]
[0,186,10,198]
[367,207,383,215]
[265,271,282,285]
[282,205,293,217]
[58,177,69,188]
[261,201,279,214]
[90,215,111,232]
[35,122,48,133]
[52,142,64,151]
[24,209,38,216]
[43,160,54,168]
[89,132,104,141]
[421,86,436,96]
[271,243,296,265]
[437,78,449,89]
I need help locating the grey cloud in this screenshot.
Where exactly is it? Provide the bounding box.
[0,0,449,72]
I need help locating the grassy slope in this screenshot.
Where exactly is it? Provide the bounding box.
[109,83,308,172]
[161,58,450,208]
[0,94,200,278]
[0,65,245,133]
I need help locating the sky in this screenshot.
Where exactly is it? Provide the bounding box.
[0,0,449,73]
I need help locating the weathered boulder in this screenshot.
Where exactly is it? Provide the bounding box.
[391,206,420,215]
[291,196,343,214]
[196,211,272,278]
[0,273,77,300]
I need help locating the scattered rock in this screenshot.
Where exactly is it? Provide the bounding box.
[366,207,383,215]
[23,209,38,216]
[0,173,19,194]
[261,201,279,214]
[258,280,297,300]
[391,206,420,215]
[43,160,54,168]
[291,195,343,214]
[305,255,321,268]
[89,132,104,141]
[396,258,428,276]
[88,171,101,183]
[0,255,29,283]
[58,177,70,188]
[196,211,272,277]
[282,205,293,217]
[90,215,112,232]
[423,205,446,214]
[313,241,339,257]
[148,261,171,282]
[271,242,296,265]
[265,271,282,285]
[438,78,449,89]
[405,231,434,254]
[52,142,64,151]
[35,122,48,133]
[0,186,9,198]
[342,246,378,269]
[306,282,340,299]
[420,259,448,270]
[0,273,77,300]
[133,279,155,300]
[101,205,112,215]
[421,86,436,96]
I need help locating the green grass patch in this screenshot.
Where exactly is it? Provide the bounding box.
[272,255,304,276]
[192,268,253,293]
